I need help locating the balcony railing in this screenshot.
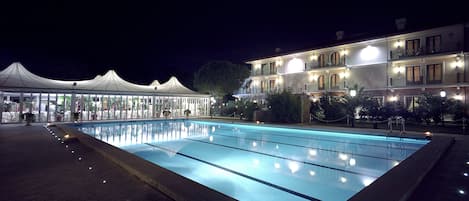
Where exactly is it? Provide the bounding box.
[389,47,455,60]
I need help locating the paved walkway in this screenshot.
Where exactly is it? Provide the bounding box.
[409,135,469,201]
[0,124,171,201]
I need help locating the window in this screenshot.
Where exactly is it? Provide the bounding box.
[330,52,341,66]
[427,64,442,84]
[406,65,421,84]
[426,35,441,53]
[318,54,326,67]
[405,96,420,112]
[318,75,325,90]
[260,81,267,93]
[268,80,276,92]
[261,64,268,75]
[406,39,421,56]
[330,74,339,89]
[269,62,277,74]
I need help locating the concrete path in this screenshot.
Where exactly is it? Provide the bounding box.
[0,124,171,201]
[409,135,469,201]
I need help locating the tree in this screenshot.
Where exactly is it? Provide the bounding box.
[343,84,365,127]
[193,61,250,97]
[266,91,301,123]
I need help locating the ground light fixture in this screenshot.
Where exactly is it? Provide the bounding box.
[350,89,357,97]
[424,131,432,140]
[440,90,447,98]
[458,189,465,195]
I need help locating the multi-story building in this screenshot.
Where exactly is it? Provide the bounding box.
[236,23,468,112]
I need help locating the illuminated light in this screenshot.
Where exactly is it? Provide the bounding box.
[275,144,279,149]
[466,161,469,165]
[286,58,305,74]
[440,90,447,98]
[102,180,107,184]
[256,121,260,124]
[64,134,70,139]
[309,170,316,176]
[394,40,403,48]
[309,149,317,156]
[339,153,348,160]
[57,138,61,141]
[463,172,468,177]
[47,123,51,127]
[393,161,400,166]
[288,161,300,173]
[350,90,357,97]
[341,50,348,56]
[209,136,214,142]
[454,94,463,100]
[393,66,405,74]
[65,145,69,148]
[61,141,64,144]
[71,150,75,154]
[252,141,257,147]
[275,60,283,66]
[211,126,215,132]
[254,64,261,69]
[311,97,318,102]
[309,74,318,82]
[360,45,379,61]
[389,96,398,102]
[78,157,82,161]
[424,131,432,140]
[309,54,318,61]
[349,158,356,166]
[88,166,93,170]
[340,177,347,183]
[362,178,375,186]
[274,163,281,169]
[458,189,465,195]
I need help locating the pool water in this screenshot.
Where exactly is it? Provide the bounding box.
[76,120,428,201]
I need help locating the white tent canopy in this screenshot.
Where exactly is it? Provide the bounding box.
[0,62,204,96]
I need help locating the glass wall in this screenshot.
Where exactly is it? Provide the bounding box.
[0,91,209,123]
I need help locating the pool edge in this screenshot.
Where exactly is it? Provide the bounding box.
[348,135,454,201]
[57,124,237,201]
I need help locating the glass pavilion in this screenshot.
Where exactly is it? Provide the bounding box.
[0,62,210,123]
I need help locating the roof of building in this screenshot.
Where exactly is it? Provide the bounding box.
[245,22,465,63]
[0,62,206,96]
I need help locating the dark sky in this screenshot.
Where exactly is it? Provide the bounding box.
[1,1,468,88]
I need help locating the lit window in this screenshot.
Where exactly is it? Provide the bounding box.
[318,75,325,90]
[427,64,442,84]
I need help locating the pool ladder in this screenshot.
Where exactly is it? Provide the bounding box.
[387,117,406,137]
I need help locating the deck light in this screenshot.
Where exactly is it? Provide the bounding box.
[463,172,468,177]
[71,150,75,154]
[350,90,357,97]
[64,134,70,139]
[89,166,93,170]
[393,161,399,166]
[78,157,82,161]
[362,178,374,186]
[65,145,69,148]
[440,90,446,98]
[256,121,260,124]
[102,180,107,184]
[458,189,465,195]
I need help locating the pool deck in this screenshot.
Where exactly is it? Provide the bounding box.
[1,119,468,201]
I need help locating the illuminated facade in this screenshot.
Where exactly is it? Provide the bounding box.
[0,63,210,123]
[237,24,468,110]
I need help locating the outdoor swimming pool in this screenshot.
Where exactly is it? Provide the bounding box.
[76,120,428,201]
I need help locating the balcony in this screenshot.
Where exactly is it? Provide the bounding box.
[389,47,458,61]
[308,62,346,70]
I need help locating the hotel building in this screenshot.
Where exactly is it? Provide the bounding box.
[236,23,468,111]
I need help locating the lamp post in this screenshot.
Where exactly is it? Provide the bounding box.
[440,90,446,126]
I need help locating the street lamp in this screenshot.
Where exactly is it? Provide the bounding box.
[350,89,357,97]
[440,90,447,126]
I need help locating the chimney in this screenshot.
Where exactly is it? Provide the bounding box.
[395,18,407,31]
[336,31,344,40]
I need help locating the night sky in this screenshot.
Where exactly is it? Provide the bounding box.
[1,1,468,88]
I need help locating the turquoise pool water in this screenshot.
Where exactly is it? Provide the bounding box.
[76,120,428,201]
